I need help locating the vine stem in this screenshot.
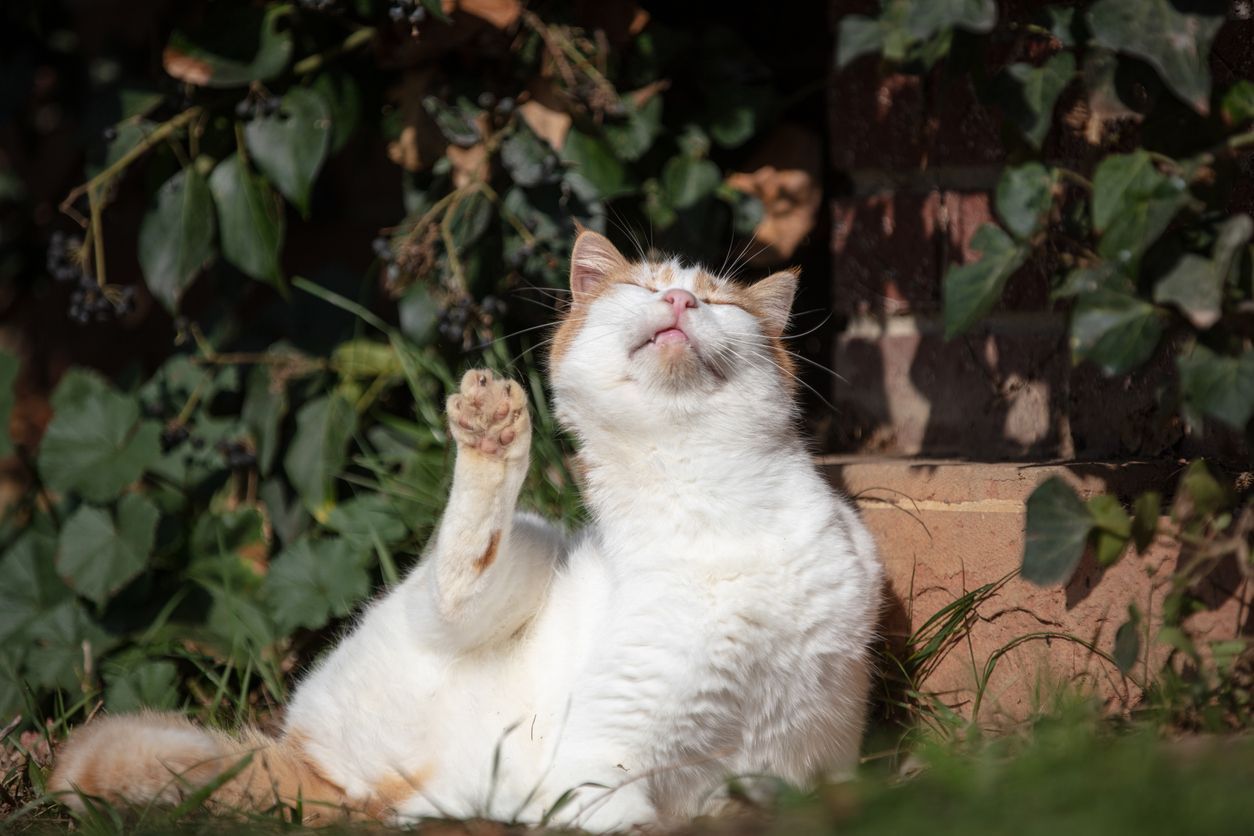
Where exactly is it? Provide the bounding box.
[60,106,204,222]
[292,25,376,76]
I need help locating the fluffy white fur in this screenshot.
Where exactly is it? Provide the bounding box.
[51,233,883,832]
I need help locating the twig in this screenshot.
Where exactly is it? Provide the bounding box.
[291,25,376,76]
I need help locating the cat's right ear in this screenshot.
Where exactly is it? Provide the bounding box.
[569,229,627,303]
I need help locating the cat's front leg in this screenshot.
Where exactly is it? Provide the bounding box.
[407,369,564,651]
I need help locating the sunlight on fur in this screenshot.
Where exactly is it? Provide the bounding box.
[49,231,883,831]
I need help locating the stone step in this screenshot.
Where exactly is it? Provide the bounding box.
[821,457,1244,722]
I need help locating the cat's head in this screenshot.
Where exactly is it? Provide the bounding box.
[548,230,799,436]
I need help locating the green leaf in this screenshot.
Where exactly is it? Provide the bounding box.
[25,601,114,692]
[837,15,883,68]
[1153,216,1252,329]
[1070,289,1163,376]
[209,153,286,287]
[998,52,1076,148]
[603,95,663,161]
[423,96,482,146]
[1180,459,1229,519]
[1087,0,1224,115]
[1052,262,1126,299]
[311,71,362,154]
[1221,80,1254,125]
[138,167,217,312]
[37,370,162,503]
[995,162,1055,240]
[324,495,409,547]
[56,494,159,606]
[447,190,493,251]
[1087,494,1131,568]
[242,365,288,477]
[704,85,772,150]
[399,283,439,347]
[244,87,332,216]
[942,224,1027,339]
[561,129,630,198]
[501,124,552,188]
[164,5,294,88]
[0,349,17,457]
[1113,605,1141,673]
[104,658,179,712]
[284,393,357,518]
[1091,151,1188,268]
[1177,346,1254,432]
[1022,477,1093,586]
[905,0,996,39]
[263,537,371,633]
[190,507,267,573]
[1131,491,1161,553]
[661,156,721,210]
[0,531,71,643]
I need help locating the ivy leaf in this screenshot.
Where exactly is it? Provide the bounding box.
[603,95,663,161]
[284,393,357,518]
[242,365,288,477]
[57,495,159,606]
[1087,0,1224,115]
[0,348,17,457]
[997,52,1075,148]
[325,494,410,547]
[1070,289,1163,376]
[562,129,630,198]
[1131,491,1161,553]
[1180,459,1230,519]
[995,162,1055,240]
[1091,151,1188,267]
[661,155,721,209]
[501,124,552,188]
[1087,494,1131,568]
[422,96,482,146]
[25,601,114,692]
[837,15,883,69]
[104,658,179,712]
[942,224,1027,339]
[311,71,362,154]
[138,167,217,312]
[1022,477,1093,586]
[1177,346,1254,432]
[905,0,996,39]
[263,537,371,633]
[37,370,162,503]
[244,87,332,216]
[399,283,439,347]
[1222,80,1254,125]
[1113,605,1141,673]
[1153,216,1251,329]
[209,153,286,287]
[447,190,493,251]
[0,531,72,643]
[163,5,293,88]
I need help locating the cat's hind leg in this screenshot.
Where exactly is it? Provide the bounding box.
[406,369,564,651]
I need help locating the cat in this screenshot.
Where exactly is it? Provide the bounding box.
[49,230,883,831]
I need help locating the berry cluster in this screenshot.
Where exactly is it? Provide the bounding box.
[476,92,516,115]
[159,424,190,453]
[436,295,507,345]
[48,231,136,324]
[388,0,427,25]
[216,439,258,469]
[235,95,283,120]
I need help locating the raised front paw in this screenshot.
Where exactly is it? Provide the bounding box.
[447,369,531,459]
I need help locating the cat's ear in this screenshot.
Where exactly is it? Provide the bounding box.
[570,229,627,302]
[745,269,798,338]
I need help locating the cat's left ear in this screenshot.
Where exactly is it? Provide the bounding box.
[745,269,798,338]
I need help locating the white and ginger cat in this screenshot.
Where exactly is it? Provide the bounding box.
[49,231,883,831]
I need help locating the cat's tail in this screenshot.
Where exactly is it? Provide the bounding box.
[48,711,349,821]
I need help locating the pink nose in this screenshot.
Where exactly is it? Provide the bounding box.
[663,288,697,314]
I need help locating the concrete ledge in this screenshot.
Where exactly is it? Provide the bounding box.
[821,458,1247,721]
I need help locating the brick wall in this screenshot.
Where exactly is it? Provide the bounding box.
[826,1,1252,463]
